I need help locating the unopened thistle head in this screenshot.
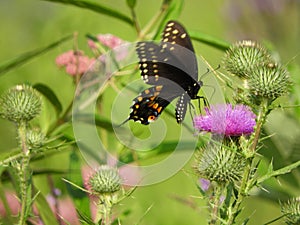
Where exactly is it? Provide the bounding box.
[26,129,46,150]
[195,144,246,184]
[280,197,300,225]
[249,63,291,100]
[87,165,122,195]
[223,40,272,79]
[0,85,42,124]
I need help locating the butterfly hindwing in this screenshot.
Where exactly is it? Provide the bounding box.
[175,93,190,123]
[129,86,175,125]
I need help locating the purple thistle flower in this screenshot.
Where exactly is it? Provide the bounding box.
[199,178,210,192]
[194,104,256,136]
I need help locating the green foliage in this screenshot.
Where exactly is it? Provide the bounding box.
[126,0,136,9]
[0,35,72,76]
[41,0,133,25]
[0,0,299,224]
[34,83,63,116]
[34,188,60,225]
[189,30,230,51]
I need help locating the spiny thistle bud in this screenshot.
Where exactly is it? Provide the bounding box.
[87,165,121,195]
[248,63,291,100]
[195,144,246,184]
[280,197,300,225]
[0,85,42,124]
[223,40,272,79]
[26,129,46,150]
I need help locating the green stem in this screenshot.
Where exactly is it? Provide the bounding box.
[17,121,31,225]
[138,1,169,40]
[103,197,112,225]
[130,7,141,35]
[209,185,223,225]
[96,195,113,225]
[227,100,270,224]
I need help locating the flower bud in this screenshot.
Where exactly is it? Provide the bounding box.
[223,40,272,79]
[26,129,46,150]
[87,165,121,195]
[280,197,300,225]
[0,85,42,124]
[249,63,291,100]
[195,144,246,184]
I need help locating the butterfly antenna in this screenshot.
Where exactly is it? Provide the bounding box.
[116,117,131,127]
[199,65,221,81]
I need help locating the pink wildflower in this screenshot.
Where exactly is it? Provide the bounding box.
[56,50,95,76]
[194,104,256,136]
[97,34,124,49]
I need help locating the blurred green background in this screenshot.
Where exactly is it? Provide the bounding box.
[0,0,299,224]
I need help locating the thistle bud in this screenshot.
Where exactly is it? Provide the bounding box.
[280,197,300,225]
[26,129,46,150]
[195,144,246,184]
[87,165,121,195]
[223,40,272,79]
[249,63,291,100]
[0,85,42,124]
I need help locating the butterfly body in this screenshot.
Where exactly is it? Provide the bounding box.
[126,20,203,125]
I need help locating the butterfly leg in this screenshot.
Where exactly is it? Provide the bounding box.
[196,96,209,114]
[188,102,197,122]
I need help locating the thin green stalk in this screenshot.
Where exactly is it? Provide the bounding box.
[138,1,169,40]
[103,196,112,225]
[227,100,270,224]
[130,7,141,35]
[95,195,114,225]
[17,121,31,225]
[209,185,223,225]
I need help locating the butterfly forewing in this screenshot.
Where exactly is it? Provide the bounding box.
[136,42,169,85]
[161,20,198,81]
[162,20,195,52]
[126,20,202,125]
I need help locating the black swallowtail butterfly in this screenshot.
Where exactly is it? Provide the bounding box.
[124,20,203,125]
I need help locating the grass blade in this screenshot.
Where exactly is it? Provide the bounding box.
[34,187,59,225]
[257,159,300,185]
[41,0,133,25]
[0,34,72,76]
[189,30,230,51]
[152,0,184,40]
[34,83,63,116]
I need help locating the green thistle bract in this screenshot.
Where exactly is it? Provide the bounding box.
[249,63,291,100]
[223,40,272,79]
[26,129,46,150]
[195,144,246,184]
[88,165,121,194]
[280,198,300,225]
[0,85,42,124]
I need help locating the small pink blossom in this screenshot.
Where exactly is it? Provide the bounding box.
[55,50,75,67]
[194,104,256,136]
[97,34,124,49]
[88,34,129,62]
[88,34,124,50]
[56,50,95,76]
[87,39,98,50]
